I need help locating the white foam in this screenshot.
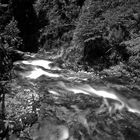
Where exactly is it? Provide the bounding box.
[58,82,89,95]
[67,88,90,95]
[62,83,121,101]
[127,107,140,114]
[61,83,140,115]
[14,59,140,115]
[22,60,52,69]
[49,90,59,95]
[59,126,69,140]
[25,67,60,79]
[78,84,119,100]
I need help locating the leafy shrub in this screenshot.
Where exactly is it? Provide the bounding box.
[1,18,22,49]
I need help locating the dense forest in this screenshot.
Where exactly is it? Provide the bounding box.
[1,0,140,70]
[0,0,140,139]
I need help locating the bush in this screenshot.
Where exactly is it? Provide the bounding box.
[1,18,22,49]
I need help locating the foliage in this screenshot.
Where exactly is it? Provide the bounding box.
[123,37,140,77]
[0,1,23,135]
[0,44,12,124]
[1,18,22,49]
[65,0,140,70]
[34,0,83,51]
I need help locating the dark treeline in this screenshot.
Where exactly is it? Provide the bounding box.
[11,0,39,52]
[66,0,140,72]
[0,0,39,52]
[0,0,85,52]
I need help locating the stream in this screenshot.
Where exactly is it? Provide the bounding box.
[13,55,140,140]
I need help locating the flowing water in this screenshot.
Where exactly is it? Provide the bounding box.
[13,54,140,139]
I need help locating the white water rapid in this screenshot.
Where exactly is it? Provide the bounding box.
[14,59,140,115]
